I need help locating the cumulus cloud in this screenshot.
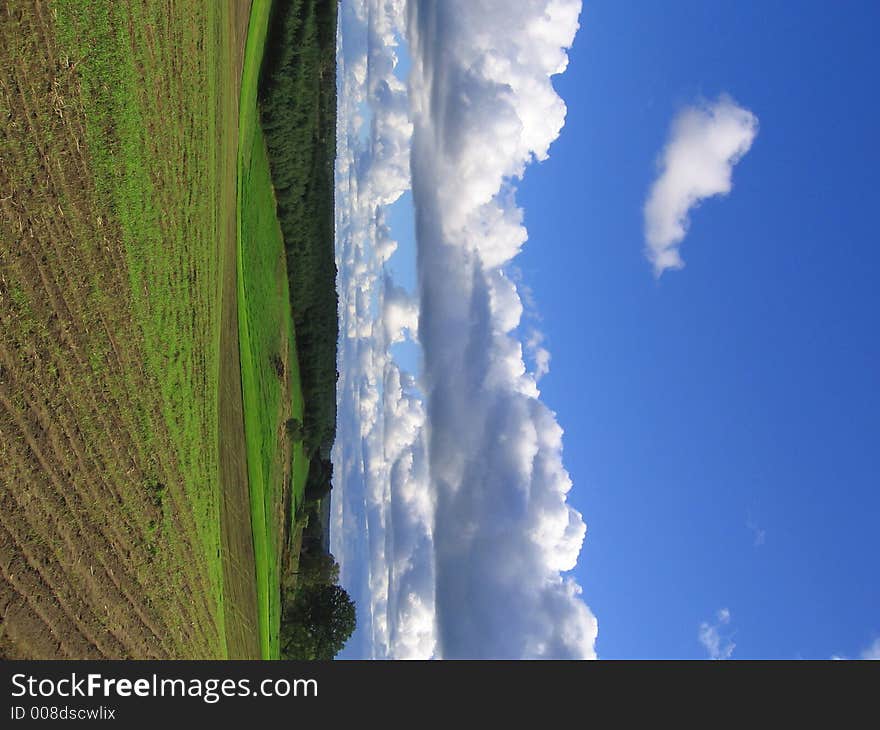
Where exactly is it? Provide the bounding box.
[699,608,736,660]
[383,275,419,345]
[333,0,435,659]
[334,0,594,659]
[407,0,596,658]
[644,96,758,276]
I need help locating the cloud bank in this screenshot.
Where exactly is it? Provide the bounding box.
[333,0,594,659]
[644,96,758,276]
[699,608,736,660]
[333,0,435,659]
[406,0,596,658]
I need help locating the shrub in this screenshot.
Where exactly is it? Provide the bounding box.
[285,417,304,441]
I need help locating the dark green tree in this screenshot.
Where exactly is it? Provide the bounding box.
[281,583,356,660]
[296,548,339,589]
[303,457,332,504]
[285,417,304,441]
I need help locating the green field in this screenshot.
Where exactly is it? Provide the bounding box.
[52,0,230,654]
[0,0,250,657]
[238,0,310,659]
[0,0,331,660]
[56,0,316,661]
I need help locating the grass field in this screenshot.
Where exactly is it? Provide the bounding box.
[0,0,255,658]
[0,0,308,660]
[238,0,310,660]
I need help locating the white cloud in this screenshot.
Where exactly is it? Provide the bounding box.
[831,637,880,660]
[699,608,736,660]
[746,517,766,548]
[383,276,419,345]
[644,95,758,276]
[334,0,593,659]
[333,0,435,659]
[525,329,552,381]
[407,0,596,658]
[860,638,880,660]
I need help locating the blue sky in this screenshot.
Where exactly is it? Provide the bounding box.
[333,0,878,659]
[515,0,880,658]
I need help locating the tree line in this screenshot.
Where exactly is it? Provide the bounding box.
[260,0,354,659]
[260,0,339,459]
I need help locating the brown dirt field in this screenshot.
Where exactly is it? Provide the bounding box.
[0,0,260,658]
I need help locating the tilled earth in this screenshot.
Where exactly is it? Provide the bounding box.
[0,0,258,659]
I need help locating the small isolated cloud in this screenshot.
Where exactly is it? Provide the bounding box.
[644,95,758,276]
[831,637,880,660]
[860,638,880,660]
[746,517,766,548]
[525,329,551,381]
[699,608,736,660]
